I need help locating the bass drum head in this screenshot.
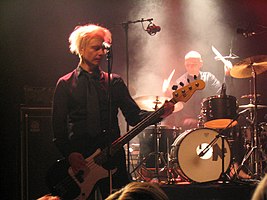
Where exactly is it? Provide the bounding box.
[177,128,231,183]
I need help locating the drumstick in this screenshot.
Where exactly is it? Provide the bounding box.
[162,69,175,93]
[212,46,233,66]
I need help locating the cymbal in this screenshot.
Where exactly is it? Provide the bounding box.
[241,94,261,99]
[134,95,183,112]
[230,55,267,78]
[239,103,267,109]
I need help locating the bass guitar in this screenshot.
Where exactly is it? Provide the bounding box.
[46,80,205,200]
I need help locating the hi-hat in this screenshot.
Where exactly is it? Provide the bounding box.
[239,103,267,109]
[230,55,267,78]
[134,95,183,112]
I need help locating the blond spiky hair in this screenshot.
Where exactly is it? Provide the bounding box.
[68,24,112,56]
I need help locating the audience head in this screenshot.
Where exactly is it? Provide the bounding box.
[106,182,169,200]
[251,174,267,200]
[37,194,61,200]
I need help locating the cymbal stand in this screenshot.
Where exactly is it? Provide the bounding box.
[130,99,169,182]
[251,65,262,178]
[153,124,168,181]
[238,65,262,179]
[130,124,168,182]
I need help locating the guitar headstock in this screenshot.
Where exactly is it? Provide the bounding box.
[171,80,205,103]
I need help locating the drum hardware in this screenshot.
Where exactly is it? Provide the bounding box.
[131,124,173,182]
[235,146,257,178]
[132,125,181,183]
[231,55,267,178]
[241,93,261,99]
[199,135,229,182]
[198,113,244,182]
[132,95,182,182]
[239,104,267,109]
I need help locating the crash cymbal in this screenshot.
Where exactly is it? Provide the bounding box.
[239,103,267,109]
[134,95,183,112]
[230,55,267,78]
[241,94,261,99]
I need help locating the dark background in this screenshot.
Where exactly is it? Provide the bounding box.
[1,0,267,199]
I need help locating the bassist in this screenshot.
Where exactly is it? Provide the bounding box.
[51,24,174,199]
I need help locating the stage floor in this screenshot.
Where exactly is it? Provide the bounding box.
[159,180,258,200]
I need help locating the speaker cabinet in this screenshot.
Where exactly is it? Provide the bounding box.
[20,107,62,200]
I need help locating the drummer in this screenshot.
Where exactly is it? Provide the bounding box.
[164,50,222,130]
[164,51,252,179]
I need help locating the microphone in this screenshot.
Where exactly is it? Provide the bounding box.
[102,41,111,50]
[146,23,161,35]
[236,28,256,38]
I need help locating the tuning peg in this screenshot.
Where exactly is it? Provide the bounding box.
[179,82,184,87]
[172,85,178,90]
[194,75,197,80]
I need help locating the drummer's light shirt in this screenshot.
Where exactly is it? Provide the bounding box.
[175,71,221,128]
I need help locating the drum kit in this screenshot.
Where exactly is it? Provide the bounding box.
[131,55,267,183]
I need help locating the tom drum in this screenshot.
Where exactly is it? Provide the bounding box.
[200,95,238,129]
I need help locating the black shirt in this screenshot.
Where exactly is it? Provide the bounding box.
[52,66,152,158]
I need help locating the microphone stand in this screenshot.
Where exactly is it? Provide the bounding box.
[105,47,113,194]
[121,18,154,174]
[121,21,131,174]
[198,112,244,183]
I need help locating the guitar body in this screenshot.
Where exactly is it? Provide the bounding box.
[46,149,117,200]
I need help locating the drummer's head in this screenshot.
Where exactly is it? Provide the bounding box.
[184,51,203,76]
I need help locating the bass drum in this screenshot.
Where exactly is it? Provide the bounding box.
[170,128,231,183]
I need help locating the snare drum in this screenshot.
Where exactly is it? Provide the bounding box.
[170,128,231,183]
[200,95,238,129]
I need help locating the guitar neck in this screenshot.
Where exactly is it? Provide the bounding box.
[94,105,166,165]
[112,107,163,153]
[111,97,178,152]
[94,80,205,165]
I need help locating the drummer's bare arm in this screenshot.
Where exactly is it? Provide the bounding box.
[209,74,221,95]
[183,118,198,129]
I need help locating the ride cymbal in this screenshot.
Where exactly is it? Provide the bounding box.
[134,95,183,112]
[230,55,267,78]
